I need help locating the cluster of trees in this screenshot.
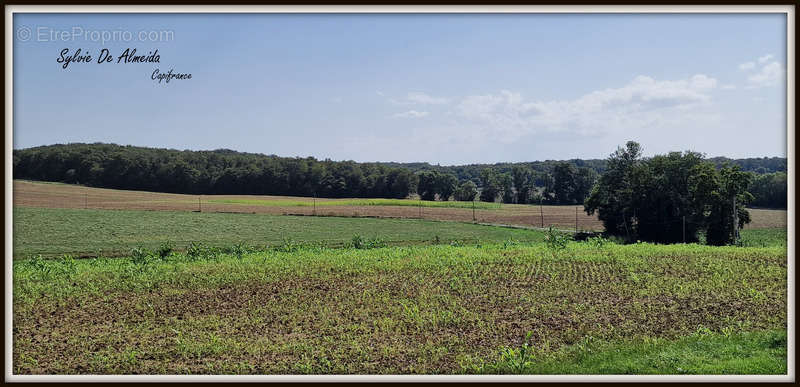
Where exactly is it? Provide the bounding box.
[13,143,418,198]
[465,163,597,204]
[381,156,785,185]
[416,170,458,201]
[747,172,787,208]
[585,141,754,246]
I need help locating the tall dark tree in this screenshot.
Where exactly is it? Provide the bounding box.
[572,167,598,205]
[436,173,458,201]
[416,171,438,201]
[585,141,643,239]
[479,168,500,203]
[511,166,533,204]
[552,162,577,204]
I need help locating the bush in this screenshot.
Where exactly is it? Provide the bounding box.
[350,234,386,249]
[130,247,152,265]
[157,241,174,259]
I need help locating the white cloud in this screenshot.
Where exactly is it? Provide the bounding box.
[738,55,784,88]
[392,110,429,119]
[389,92,450,106]
[738,61,755,71]
[452,74,718,141]
[331,97,343,103]
[747,61,784,88]
[376,91,385,97]
[720,84,737,90]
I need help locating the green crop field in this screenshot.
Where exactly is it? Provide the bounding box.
[12,207,543,259]
[11,204,789,375]
[13,240,787,374]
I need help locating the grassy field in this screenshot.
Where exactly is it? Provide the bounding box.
[13,241,787,374]
[14,179,788,231]
[207,197,502,209]
[12,207,547,259]
[13,206,785,260]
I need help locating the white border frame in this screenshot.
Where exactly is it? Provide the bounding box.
[4,5,795,383]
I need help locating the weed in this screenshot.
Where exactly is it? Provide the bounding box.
[157,241,174,259]
[545,226,570,251]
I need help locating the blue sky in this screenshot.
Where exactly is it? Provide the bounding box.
[13,13,787,165]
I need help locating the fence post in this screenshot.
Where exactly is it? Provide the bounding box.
[682,215,686,244]
[313,193,317,216]
[733,195,739,244]
[198,196,202,212]
[419,198,422,219]
[540,198,544,228]
[575,206,578,233]
[472,200,476,222]
[84,192,88,209]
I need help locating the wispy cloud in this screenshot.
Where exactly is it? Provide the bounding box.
[406,92,450,105]
[747,61,784,88]
[451,74,718,141]
[389,92,450,106]
[392,110,429,119]
[758,54,774,64]
[738,54,784,88]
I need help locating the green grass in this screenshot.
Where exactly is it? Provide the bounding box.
[739,228,787,248]
[12,206,541,259]
[13,241,787,374]
[467,329,787,375]
[206,197,502,209]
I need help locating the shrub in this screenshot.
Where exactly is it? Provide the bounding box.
[130,247,152,265]
[157,241,174,259]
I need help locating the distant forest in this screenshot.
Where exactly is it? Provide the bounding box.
[12,143,788,208]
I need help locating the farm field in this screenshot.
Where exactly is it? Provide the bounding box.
[13,180,787,231]
[12,206,786,260]
[13,241,787,374]
[11,180,601,231]
[12,207,548,259]
[11,179,790,375]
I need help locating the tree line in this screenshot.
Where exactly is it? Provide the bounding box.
[12,143,786,213]
[13,143,418,198]
[380,156,786,185]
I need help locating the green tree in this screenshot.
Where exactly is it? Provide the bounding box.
[588,142,753,246]
[479,168,500,203]
[436,173,458,201]
[499,172,514,204]
[585,141,642,240]
[416,171,438,201]
[701,165,754,246]
[454,180,478,201]
[572,167,598,205]
[512,166,533,204]
[552,162,577,204]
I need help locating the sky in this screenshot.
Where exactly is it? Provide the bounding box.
[13,13,788,165]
